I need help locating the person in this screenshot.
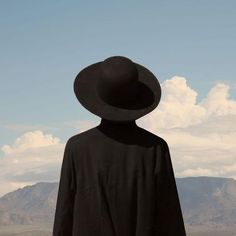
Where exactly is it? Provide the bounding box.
[53,56,186,236]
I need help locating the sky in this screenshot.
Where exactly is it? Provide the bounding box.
[0,0,236,196]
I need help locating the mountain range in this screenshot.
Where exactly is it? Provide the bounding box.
[0,176,236,235]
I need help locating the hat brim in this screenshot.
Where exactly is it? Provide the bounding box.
[74,61,161,121]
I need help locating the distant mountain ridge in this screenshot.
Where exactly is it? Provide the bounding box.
[0,177,236,229]
[0,182,58,225]
[176,177,236,227]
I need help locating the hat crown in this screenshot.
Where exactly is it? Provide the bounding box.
[101,56,138,87]
[96,56,140,107]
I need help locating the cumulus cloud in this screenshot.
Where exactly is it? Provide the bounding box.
[1,76,236,196]
[138,76,236,180]
[2,130,60,154]
[200,83,236,116]
[140,76,236,130]
[0,130,64,197]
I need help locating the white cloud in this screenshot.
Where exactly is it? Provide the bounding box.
[140,76,207,129]
[1,76,236,196]
[0,131,64,197]
[200,83,236,116]
[138,76,236,180]
[140,77,236,130]
[1,130,60,154]
[178,168,219,177]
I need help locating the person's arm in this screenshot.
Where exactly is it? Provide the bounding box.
[154,140,186,236]
[53,139,76,236]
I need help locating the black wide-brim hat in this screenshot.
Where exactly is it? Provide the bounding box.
[74,56,161,121]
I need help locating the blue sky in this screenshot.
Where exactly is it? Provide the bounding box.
[0,1,236,195]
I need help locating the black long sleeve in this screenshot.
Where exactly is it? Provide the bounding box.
[154,141,186,235]
[53,139,76,236]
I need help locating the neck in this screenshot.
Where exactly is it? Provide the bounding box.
[99,118,137,128]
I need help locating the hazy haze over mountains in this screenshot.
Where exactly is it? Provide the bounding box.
[0,177,236,235]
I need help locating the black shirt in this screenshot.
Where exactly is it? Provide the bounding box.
[53,118,186,236]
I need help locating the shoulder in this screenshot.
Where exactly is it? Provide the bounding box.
[65,126,98,148]
[137,126,169,149]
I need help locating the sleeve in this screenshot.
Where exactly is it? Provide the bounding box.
[154,140,186,236]
[53,139,76,236]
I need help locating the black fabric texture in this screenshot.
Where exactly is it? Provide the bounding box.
[53,118,186,236]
